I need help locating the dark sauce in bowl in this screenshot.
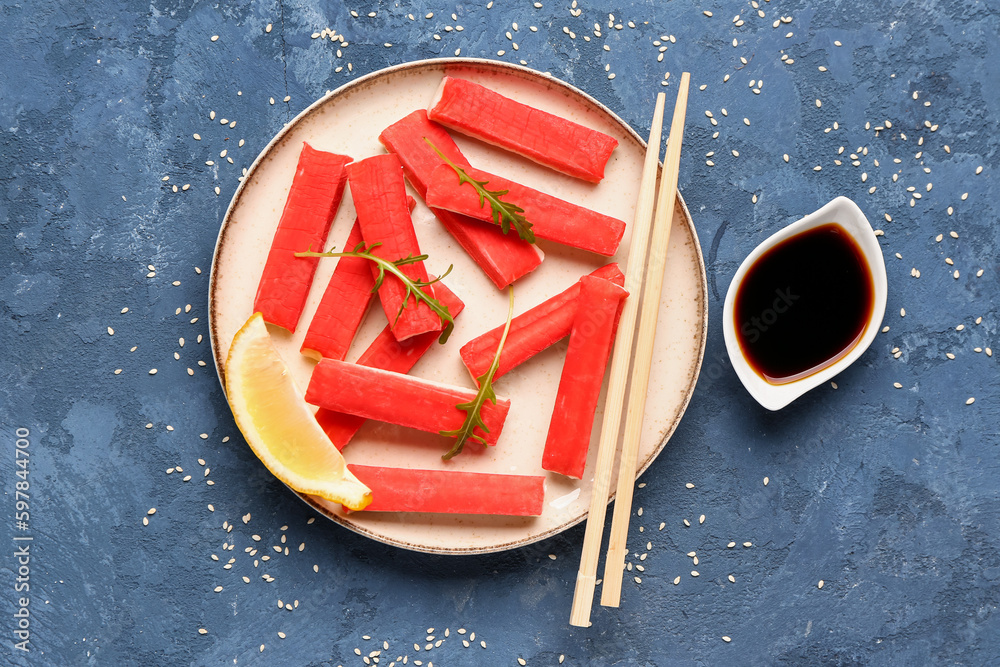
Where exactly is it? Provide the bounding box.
[733,223,874,385]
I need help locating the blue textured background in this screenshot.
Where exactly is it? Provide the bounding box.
[1,0,997,664]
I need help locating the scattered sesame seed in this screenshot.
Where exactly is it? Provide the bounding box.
[743,542,752,548]
[818,580,825,589]
[966,397,976,405]
[728,575,736,583]
[723,636,732,643]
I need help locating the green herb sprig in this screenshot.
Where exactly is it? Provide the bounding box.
[440,286,515,460]
[424,138,536,244]
[296,241,455,344]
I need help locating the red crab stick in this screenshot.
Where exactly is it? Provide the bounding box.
[379,110,543,289]
[254,143,352,332]
[542,276,629,479]
[425,164,626,256]
[315,280,466,449]
[346,465,545,515]
[347,154,441,342]
[300,197,417,361]
[460,263,625,382]
[427,76,619,183]
[305,360,511,446]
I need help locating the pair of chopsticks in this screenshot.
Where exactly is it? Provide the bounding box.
[570,72,691,627]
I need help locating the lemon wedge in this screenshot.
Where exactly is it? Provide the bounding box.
[225,312,372,510]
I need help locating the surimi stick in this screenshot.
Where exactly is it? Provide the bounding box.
[347,154,441,342]
[427,76,618,183]
[254,143,351,332]
[347,465,545,515]
[300,197,416,361]
[542,276,628,479]
[315,280,466,449]
[425,164,626,256]
[305,359,511,447]
[379,110,543,289]
[459,263,625,382]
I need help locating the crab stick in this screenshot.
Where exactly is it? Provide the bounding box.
[306,359,511,447]
[379,110,543,289]
[542,276,629,479]
[460,263,625,382]
[300,197,417,361]
[427,76,618,183]
[254,143,351,332]
[347,465,545,515]
[315,280,466,449]
[425,163,626,256]
[347,154,442,342]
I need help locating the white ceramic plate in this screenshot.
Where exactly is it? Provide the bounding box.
[210,59,707,554]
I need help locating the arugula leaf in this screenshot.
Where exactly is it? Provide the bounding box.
[423,138,536,244]
[439,286,515,460]
[295,242,455,344]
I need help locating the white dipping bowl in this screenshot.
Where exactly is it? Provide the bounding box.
[722,196,888,411]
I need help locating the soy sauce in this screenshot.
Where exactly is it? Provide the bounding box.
[734,223,874,385]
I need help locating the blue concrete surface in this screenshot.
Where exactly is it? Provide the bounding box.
[1,0,998,664]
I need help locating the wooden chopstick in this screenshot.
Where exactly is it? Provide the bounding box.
[600,71,690,607]
[569,91,667,627]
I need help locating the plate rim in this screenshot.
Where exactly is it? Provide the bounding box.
[208,57,709,555]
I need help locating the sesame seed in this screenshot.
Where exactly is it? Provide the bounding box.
[691,570,699,577]
[728,574,736,583]
[723,636,732,643]
[211,35,219,41]
[743,542,752,548]
[818,580,825,589]
[966,397,976,405]
[894,382,903,389]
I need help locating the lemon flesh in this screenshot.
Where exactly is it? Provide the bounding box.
[225,313,372,510]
